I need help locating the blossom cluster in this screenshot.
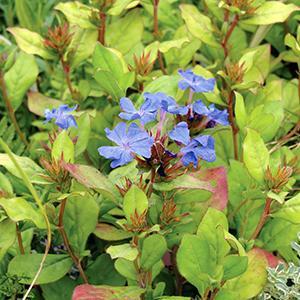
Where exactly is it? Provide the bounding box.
[43,70,229,173]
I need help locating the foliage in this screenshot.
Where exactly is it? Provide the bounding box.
[0,0,299,299]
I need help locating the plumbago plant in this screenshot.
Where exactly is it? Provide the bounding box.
[0,0,300,299]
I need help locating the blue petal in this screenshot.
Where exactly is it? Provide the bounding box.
[193,77,215,93]
[169,122,190,145]
[105,122,127,145]
[110,151,133,168]
[98,146,133,168]
[193,100,210,115]
[120,97,137,114]
[181,152,198,167]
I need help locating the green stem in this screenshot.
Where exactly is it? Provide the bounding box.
[0,138,52,300]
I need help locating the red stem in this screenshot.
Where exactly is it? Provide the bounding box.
[98,11,106,45]
[222,14,239,57]
[250,197,272,240]
[57,198,88,283]
[16,223,25,255]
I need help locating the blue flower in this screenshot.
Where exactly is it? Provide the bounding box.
[169,122,190,145]
[98,122,154,168]
[44,104,77,129]
[193,100,229,126]
[119,97,160,125]
[181,135,216,167]
[178,69,215,93]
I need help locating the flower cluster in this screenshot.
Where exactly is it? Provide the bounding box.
[44,104,77,130]
[98,70,229,174]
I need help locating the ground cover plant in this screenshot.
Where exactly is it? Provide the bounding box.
[0,0,299,299]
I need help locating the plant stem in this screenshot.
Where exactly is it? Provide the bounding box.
[0,71,29,147]
[222,14,239,57]
[250,197,272,241]
[227,91,239,160]
[98,10,106,45]
[16,223,25,255]
[60,59,76,99]
[171,246,183,296]
[57,198,88,283]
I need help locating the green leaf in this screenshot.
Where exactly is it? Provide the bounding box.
[177,234,221,296]
[272,193,300,223]
[234,92,247,130]
[63,163,118,200]
[108,0,140,16]
[243,2,300,25]
[180,4,219,47]
[52,131,74,163]
[106,9,143,54]
[115,258,137,281]
[63,194,99,257]
[4,52,39,111]
[68,28,98,67]
[94,223,132,241]
[55,1,97,29]
[27,92,63,117]
[74,112,91,156]
[107,243,138,261]
[86,254,125,285]
[123,185,148,223]
[8,27,55,60]
[8,254,72,284]
[41,277,77,300]
[0,197,46,229]
[140,234,167,271]
[0,153,47,184]
[94,70,124,101]
[72,285,144,300]
[220,249,267,299]
[223,255,248,281]
[243,128,269,183]
[0,219,16,260]
[159,38,190,53]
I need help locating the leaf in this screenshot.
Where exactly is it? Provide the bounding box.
[153,174,213,192]
[55,1,97,29]
[140,234,167,271]
[41,277,77,300]
[0,219,16,260]
[106,9,143,54]
[107,244,138,261]
[234,92,247,130]
[115,258,137,281]
[220,249,267,299]
[4,52,39,111]
[27,92,63,117]
[243,128,269,183]
[68,28,98,67]
[72,285,144,300]
[86,254,125,285]
[8,27,55,60]
[52,131,74,163]
[159,38,190,53]
[94,223,132,241]
[63,194,99,257]
[74,113,91,157]
[94,70,124,101]
[193,167,228,210]
[0,197,46,229]
[243,2,300,25]
[108,0,140,16]
[8,254,72,284]
[0,153,47,184]
[123,185,148,223]
[223,255,248,281]
[272,193,300,224]
[63,163,118,200]
[180,4,219,47]
[252,247,281,268]
[177,234,220,296]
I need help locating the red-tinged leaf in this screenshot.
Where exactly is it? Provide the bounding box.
[252,247,283,268]
[193,167,228,210]
[72,284,144,300]
[63,163,118,200]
